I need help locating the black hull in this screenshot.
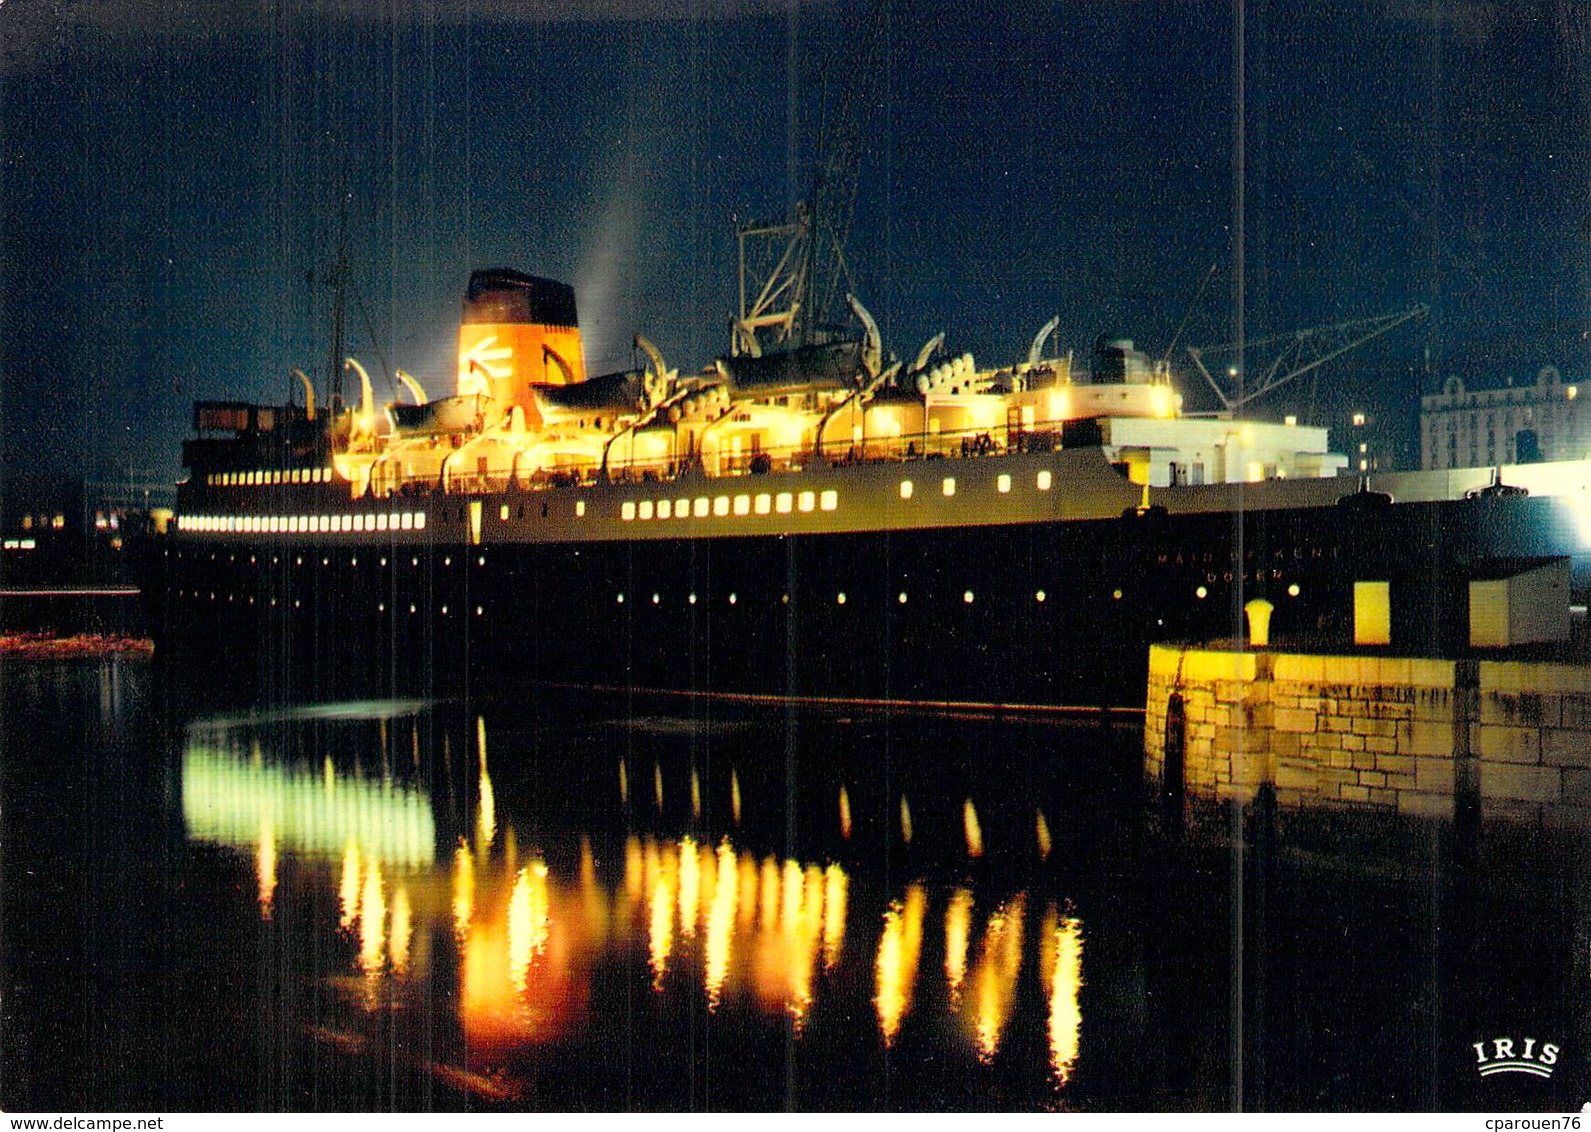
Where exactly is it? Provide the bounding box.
[148,492,1586,708]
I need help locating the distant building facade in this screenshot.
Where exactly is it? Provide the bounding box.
[1420,365,1583,470]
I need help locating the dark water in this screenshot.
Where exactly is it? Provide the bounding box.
[5,657,1591,1111]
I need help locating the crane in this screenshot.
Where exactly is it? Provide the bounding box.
[1184,304,1429,414]
[732,3,888,358]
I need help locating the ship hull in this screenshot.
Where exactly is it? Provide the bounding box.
[150,456,1591,707]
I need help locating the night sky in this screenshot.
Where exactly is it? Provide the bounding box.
[2,0,1588,484]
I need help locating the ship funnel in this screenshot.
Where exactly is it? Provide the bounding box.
[456,269,586,423]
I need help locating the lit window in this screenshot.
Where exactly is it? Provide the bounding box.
[942,477,956,497]
[1352,413,1366,426]
[820,490,837,511]
[376,514,388,531]
[754,494,771,515]
[713,496,730,517]
[1038,470,1052,491]
[676,499,690,520]
[638,500,654,520]
[776,493,793,514]
[400,513,414,530]
[734,495,751,516]
[997,474,1011,494]
[622,501,637,521]
[576,500,587,517]
[500,504,510,521]
[694,497,710,518]
[899,480,914,500]
[341,514,353,532]
[658,500,672,520]
[1570,386,1579,401]
[798,491,816,512]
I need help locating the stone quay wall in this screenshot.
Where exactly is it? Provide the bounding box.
[1144,645,1591,823]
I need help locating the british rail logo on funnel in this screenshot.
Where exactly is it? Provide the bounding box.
[1474,1037,1560,1078]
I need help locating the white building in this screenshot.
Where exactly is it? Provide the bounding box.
[1420,365,1583,470]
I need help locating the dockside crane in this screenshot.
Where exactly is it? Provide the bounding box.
[1185,304,1429,414]
[732,3,888,358]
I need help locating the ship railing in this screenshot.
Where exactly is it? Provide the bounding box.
[369,422,1067,497]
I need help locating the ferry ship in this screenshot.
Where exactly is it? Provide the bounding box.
[150,267,1591,707]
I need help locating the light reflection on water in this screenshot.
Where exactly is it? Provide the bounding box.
[179,710,1089,1091]
[16,662,1591,1110]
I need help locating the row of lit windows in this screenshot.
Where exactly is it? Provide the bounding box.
[607,582,1300,606]
[207,468,333,487]
[615,469,1059,523]
[621,489,839,523]
[899,470,1052,501]
[178,511,428,534]
[178,580,1304,614]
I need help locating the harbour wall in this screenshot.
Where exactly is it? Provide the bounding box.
[1145,645,1591,823]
